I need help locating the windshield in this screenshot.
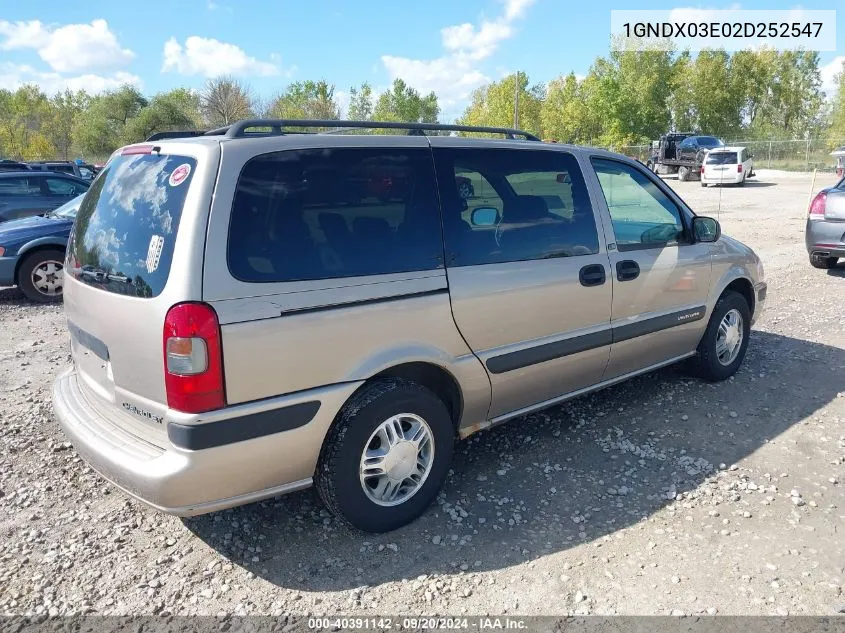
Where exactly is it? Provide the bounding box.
[52,193,86,218]
[697,137,724,148]
[706,152,738,165]
[68,153,197,298]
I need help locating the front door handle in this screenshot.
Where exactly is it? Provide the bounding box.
[616,260,640,281]
[579,264,606,287]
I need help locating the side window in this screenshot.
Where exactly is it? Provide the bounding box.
[45,178,86,196]
[433,148,599,267]
[228,148,443,283]
[591,158,685,250]
[0,177,39,195]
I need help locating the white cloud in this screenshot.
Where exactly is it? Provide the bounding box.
[0,19,134,73]
[162,36,280,77]
[0,62,141,94]
[380,0,537,117]
[821,56,844,97]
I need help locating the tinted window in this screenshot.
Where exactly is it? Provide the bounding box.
[592,158,685,250]
[706,152,738,165]
[45,177,88,196]
[434,148,599,266]
[0,177,39,195]
[679,139,695,149]
[68,154,196,298]
[228,148,443,283]
[697,137,723,148]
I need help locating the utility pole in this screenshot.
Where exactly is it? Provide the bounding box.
[513,71,520,129]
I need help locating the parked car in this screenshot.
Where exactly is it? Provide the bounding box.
[0,193,84,302]
[28,161,96,181]
[677,135,725,163]
[52,119,766,533]
[805,176,845,269]
[0,159,32,172]
[0,172,90,223]
[700,147,754,187]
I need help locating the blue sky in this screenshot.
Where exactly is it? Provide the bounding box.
[0,0,842,121]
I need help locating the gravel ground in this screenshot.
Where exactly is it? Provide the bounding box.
[1,171,843,617]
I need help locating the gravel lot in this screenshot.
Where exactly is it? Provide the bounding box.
[1,170,843,617]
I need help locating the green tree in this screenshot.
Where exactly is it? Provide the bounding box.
[0,85,56,160]
[373,79,439,125]
[347,82,374,121]
[828,60,845,144]
[73,84,147,157]
[541,73,584,143]
[124,88,201,142]
[268,80,340,122]
[47,89,89,160]
[457,73,541,137]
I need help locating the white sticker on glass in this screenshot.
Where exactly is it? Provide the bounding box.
[169,163,191,187]
[146,235,164,273]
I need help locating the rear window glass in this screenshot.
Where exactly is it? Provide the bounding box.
[0,177,39,195]
[706,152,738,165]
[68,153,196,298]
[228,148,442,283]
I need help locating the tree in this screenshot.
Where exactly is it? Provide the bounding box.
[347,82,374,121]
[73,84,147,157]
[373,79,439,124]
[199,76,254,127]
[48,89,88,160]
[541,73,587,143]
[828,60,845,144]
[457,73,541,137]
[267,80,340,122]
[124,88,201,142]
[0,86,56,160]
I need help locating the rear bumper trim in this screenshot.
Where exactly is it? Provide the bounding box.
[168,400,321,450]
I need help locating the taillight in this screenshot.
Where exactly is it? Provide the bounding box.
[737,164,743,173]
[121,144,154,155]
[700,165,705,174]
[163,302,225,413]
[808,191,827,220]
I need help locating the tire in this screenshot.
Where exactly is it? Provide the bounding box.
[701,181,707,188]
[17,249,66,303]
[678,166,690,182]
[810,253,838,269]
[315,378,455,532]
[689,291,751,382]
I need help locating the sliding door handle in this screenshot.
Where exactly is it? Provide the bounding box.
[579,264,606,287]
[616,260,640,281]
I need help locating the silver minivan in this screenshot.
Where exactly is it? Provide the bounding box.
[52,120,767,532]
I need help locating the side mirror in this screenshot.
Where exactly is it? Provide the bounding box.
[693,216,720,243]
[556,173,572,184]
[470,207,499,227]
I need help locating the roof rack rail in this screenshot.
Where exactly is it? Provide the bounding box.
[145,130,208,142]
[205,119,541,141]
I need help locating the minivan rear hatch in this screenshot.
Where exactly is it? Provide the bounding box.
[63,145,214,447]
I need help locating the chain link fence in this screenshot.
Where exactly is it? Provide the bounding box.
[606,138,845,172]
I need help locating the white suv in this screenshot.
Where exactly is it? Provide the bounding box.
[701,147,753,187]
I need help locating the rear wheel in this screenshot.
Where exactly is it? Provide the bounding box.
[17,249,65,303]
[689,291,751,382]
[810,253,838,269]
[315,378,455,532]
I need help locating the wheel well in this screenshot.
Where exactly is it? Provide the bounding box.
[723,278,755,315]
[370,362,463,429]
[13,245,66,282]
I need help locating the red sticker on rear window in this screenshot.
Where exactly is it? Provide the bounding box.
[169,163,191,187]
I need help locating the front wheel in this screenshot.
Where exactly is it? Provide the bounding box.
[689,291,751,382]
[17,249,66,303]
[315,378,455,532]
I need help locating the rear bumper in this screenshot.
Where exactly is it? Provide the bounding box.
[701,172,743,184]
[52,367,362,516]
[805,219,845,257]
[0,255,17,286]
